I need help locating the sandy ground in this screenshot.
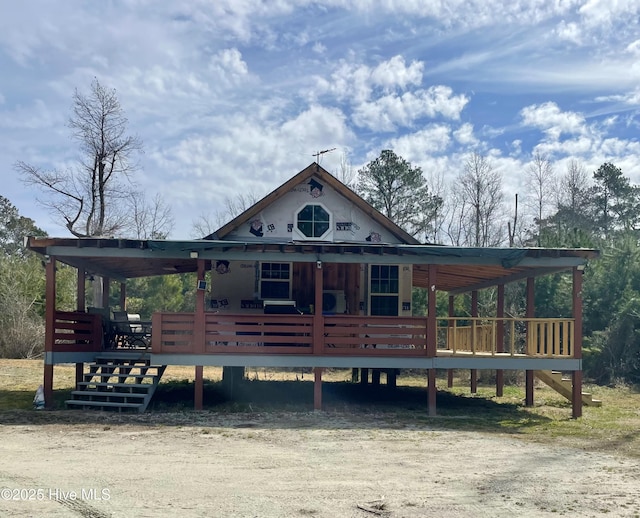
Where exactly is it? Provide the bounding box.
[1,411,639,518]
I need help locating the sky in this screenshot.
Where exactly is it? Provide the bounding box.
[1,0,640,239]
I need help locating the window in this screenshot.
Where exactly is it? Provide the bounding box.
[370,265,399,316]
[260,262,291,299]
[296,204,331,239]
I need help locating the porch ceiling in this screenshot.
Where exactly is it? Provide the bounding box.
[27,236,599,293]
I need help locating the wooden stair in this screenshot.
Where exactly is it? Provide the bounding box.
[66,356,166,412]
[534,370,602,407]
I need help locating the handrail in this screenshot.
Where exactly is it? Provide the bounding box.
[60,311,576,358]
[438,317,575,357]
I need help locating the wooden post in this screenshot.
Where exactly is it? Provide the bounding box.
[75,363,84,389]
[44,257,56,409]
[525,276,535,407]
[426,264,437,357]
[427,368,436,416]
[313,262,324,355]
[496,284,505,397]
[387,369,397,388]
[372,369,381,386]
[101,276,110,309]
[470,290,478,394]
[194,365,204,411]
[572,267,584,419]
[360,368,369,386]
[195,259,206,353]
[119,282,126,311]
[77,268,86,311]
[314,367,323,410]
[76,268,86,390]
[447,295,454,387]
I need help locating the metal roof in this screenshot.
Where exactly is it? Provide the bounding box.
[27,236,599,294]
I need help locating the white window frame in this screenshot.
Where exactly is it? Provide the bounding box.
[259,262,292,300]
[293,202,333,241]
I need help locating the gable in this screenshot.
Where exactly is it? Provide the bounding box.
[209,163,419,245]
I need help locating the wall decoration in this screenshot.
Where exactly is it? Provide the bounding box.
[336,222,353,231]
[402,302,411,311]
[215,260,230,275]
[249,219,264,237]
[267,223,276,232]
[366,231,381,242]
[287,223,293,232]
[241,300,264,309]
[308,178,324,198]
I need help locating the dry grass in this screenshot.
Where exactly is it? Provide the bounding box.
[1,359,639,458]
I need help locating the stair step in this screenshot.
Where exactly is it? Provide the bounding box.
[71,390,147,399]
[77,382,152,390]
[84,373,158,380]
[65,400,144,410]
[68,359,165,412]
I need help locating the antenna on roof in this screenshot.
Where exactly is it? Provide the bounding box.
[312,148,336,170]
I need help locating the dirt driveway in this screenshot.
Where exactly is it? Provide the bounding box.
[1,411,639,518]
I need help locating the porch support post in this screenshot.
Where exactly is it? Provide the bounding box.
[44,257,56,409]
[119,282,126,311]
[101,276,110,309]
[313,262,324,355]
[470,290,478,394]
[525,276,535,407]
[447,295,454,388]
[77,268,86,311]
[76,268,86,390]
[496,284,505,397]
[372,369,381,386]
[194,259,206,410]
[194,365,204,411]
[426,264,437,357]
[360,368,369,386]
[195,259,206,353]
[313,367,323,410]
[572,267,584,419]
[427,368,437,416]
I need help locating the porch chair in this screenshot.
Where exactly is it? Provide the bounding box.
[112,311,150,348]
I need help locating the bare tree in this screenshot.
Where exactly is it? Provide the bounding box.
[456,152,504,247]
[425,169,449,243]
[333,151,357,188]
[192,190,264,238]
[130,193,175,239]
[17,78,143,237]
[524,152,555,245]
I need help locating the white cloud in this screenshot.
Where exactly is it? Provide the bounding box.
[352,87,468,131]
[520,102,587,140]
[383,125,453,160]
[453,123,477,146]
[555,20,582,44]
[312,42,327,54]
[316,55,424,104]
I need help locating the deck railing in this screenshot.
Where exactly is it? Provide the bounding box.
[51,311,103,352]
[49,311,575,358]
[438,317,574,357]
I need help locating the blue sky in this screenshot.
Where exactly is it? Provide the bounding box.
[1,0,640,239]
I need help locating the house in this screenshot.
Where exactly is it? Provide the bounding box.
[27,163,599,415]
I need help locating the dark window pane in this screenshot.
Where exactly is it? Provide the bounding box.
[314,222,329,235]
[261,281,290,299]
[371,295,398,316]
